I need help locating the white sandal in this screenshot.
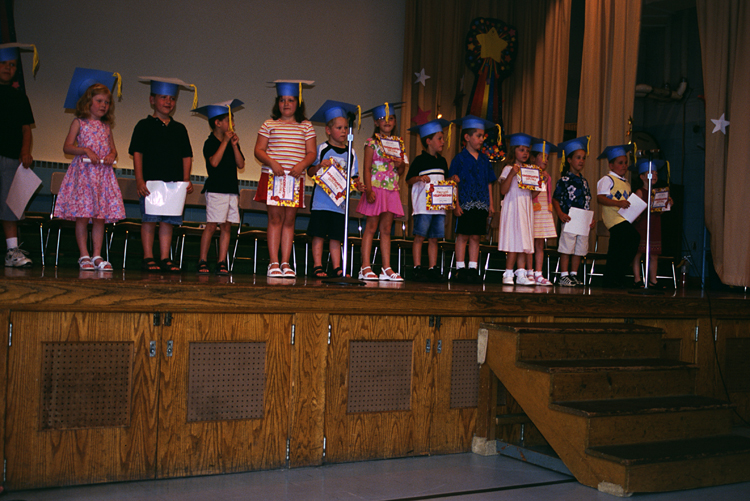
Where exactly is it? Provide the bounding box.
[92,255,113,272]
[358,266,378,281]
[379,267,404,282]
[535,275,553,286]
[78,255,95,271]
[280,262,296,277]
[267,262,283,277]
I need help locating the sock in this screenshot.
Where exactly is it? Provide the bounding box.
[561,271,569,277]
[456,262,466,269]
[571,271,578,276]
[468,261,478,269]
[515,268,526,277]
[534,271,542,278]
[6,238,18,250]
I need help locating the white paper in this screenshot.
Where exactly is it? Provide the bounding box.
[380,138,402,158]
[618,194,647,223]
[145,181,188,216]
[562,207,594,236]
[7,164,42,219]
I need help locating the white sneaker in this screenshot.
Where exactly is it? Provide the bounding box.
[5,246,32,268]
[502,272,514,285]
[515,273,535,286]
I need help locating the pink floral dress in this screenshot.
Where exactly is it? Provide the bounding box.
[356,136,404,217]
[54,119,125,223]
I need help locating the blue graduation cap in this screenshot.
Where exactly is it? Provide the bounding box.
[0,42,39,76]
[192,99,244,120]
[597,144,634,162]
[64,67,121,109]
[452,114,496,132]
[633,158,666,174]
[363,101,403,120]
[407,118,451,137]
[272,80,314,103]
[531,138,558,155]
[139,76,198,109]
[505,132,534,147]
[558,136,590,158]
[309,99,359,125]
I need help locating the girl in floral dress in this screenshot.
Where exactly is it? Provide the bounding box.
[356,103,405,281]
[57,82,125,271]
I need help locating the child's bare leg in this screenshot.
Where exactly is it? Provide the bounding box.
[379,212,394,270]
[329,239,342,270]
[534,239,545,272]
[158,222,173,261]
[141,222,156,260]
[361,216,379,269]
[570,254,582,276]
[412,235,425,267]
[427,238,438,268]
[91,218,105,258]
[75,218,90,257]
[516,252,526,270]
[455,234,469,266]
[199,222,218,262]
[312,236,324,268]
[266,205,284,263]
[218,222,231,262]
[280,206,297,265]
[647,253,658,284]
[506,251,517,271]
[633,251,643,282]
[468,234,480,263]
[560,253,570,273]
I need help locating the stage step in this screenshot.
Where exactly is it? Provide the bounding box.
[479,322,750,495]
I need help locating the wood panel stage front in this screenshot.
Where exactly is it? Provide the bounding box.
[1,269,748,490]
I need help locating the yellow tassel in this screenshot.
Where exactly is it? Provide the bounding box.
[228,104,234,132]
[585,135,591,155]
[31,44,39,76]
[447,123,452,149]
[560,146,566,174]
[112,72,122,101]
[542,140,547,163]
[356,105,361,131]
[385,102,389,120]
[190,84,198,110]
[299,82,303,104]
[666,160,671,183]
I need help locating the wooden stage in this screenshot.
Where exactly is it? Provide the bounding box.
[0,269,748,491]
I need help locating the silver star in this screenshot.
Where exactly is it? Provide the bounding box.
[711,113,730,134]
[414,68,430,86]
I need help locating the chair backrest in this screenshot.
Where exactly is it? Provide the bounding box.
[50,171,65,195]
[184,184,206,207]
[117,177,139,202]
[593,220,609,252]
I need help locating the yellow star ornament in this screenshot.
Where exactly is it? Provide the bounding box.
[476,27,508,63]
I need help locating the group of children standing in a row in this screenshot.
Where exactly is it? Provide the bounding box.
[1,43,662,286]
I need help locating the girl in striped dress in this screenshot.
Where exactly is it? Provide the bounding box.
[527,139,558,286]
[254,81,316,277]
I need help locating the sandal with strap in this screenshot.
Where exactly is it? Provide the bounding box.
[280,262,296,278]
[160,259,181,273]
[311,265,328,278]
[197,260,210,274]
[78,255,95,271]
[142,257,160,272]
[358,266,378,281]
[216,261,229,276]
[333,266,344,277]
[379,266,404,282]
[92,255,113,272]
[267,262,283,277]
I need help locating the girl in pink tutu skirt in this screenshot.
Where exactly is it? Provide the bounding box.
[357,103,406,281]
[56,70,125,271]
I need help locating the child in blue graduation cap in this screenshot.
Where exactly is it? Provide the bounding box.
[356,102,406,282]
[193,100,245,276]
[552,136,593,286]
[254,80,316,278]
[448,115,497,283]
[57,68,126,271]
[0,43,37,268]
[499,132,536,286]
[596,144,640,288]
[527,138,558,286]
[129,76,196,273]
[307,100,360,278]
[406,118,457,282]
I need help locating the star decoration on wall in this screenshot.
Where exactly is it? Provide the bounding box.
[414,68,430,86]
[412,106,432,125]
[711,113,730,134]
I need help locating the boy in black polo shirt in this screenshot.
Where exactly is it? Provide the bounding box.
[129,77,195,272]
[192,100,245,275]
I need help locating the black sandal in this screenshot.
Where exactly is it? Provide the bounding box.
[312,265,327,278]
[142,257,160,272]
[160,259,181,273]
[197,260,210,274]
[333,266,344,277]
[216,261,229,276]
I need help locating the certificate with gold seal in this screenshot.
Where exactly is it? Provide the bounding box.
[426,181,456,210]
[518,165,542,191]
[312,160,357,207]
[376,134,405,161]
[267,173,300,207]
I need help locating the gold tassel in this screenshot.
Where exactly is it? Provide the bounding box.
[542,140,547,163]
[190,84,198,110]
[384,102,389,120]
[585,135,591,155]
[31,44,39,76]
[356,105,361,131]
[446,123,452,149]
[560,145,566,174]
[299,82,303,104]
[666,160,671,183]
[112,72,122,101]
[227,104,234,132]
